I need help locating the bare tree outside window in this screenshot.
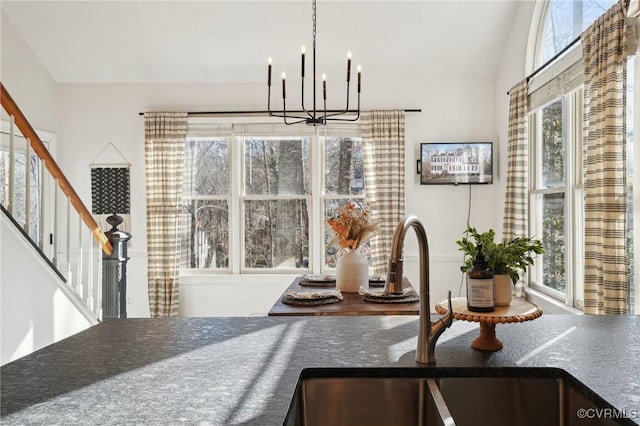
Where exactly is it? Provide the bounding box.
[0,148,42,245]
[244,137,309,269]
[540,0,616,63]
[180,131,365,273]
[181,137,230,269]
[323,137,366,268]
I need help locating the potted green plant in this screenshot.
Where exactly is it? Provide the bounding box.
[456,225,544,306]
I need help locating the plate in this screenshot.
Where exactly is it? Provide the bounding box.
[285,289,342,300]
[365,292,411,300]
[301,274,336,283]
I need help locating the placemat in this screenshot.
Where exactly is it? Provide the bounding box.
[364,289,419,304]
[299,274,337,287]
[281,294,342,306]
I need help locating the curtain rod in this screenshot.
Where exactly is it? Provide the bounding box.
[507,35,581,95]
[138,109,421,116]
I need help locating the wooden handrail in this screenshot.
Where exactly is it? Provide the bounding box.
[1,82,112,255]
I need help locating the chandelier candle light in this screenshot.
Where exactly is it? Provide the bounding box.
[267,0,361,126]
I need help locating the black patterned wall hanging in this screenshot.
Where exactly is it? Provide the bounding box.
[91,167,131,214]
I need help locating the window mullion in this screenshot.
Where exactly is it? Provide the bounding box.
[232,129,242,274]
[312,128,323,274]
[563,92,575,307]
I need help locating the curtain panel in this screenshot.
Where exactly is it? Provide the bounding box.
[502,80,529,298]
[144,112,188,317]
[362,110,405,275]
[581,0,629,314]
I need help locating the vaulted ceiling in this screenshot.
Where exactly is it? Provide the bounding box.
[1,1,519,85]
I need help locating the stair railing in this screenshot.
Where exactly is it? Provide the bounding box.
[1,82,112,320]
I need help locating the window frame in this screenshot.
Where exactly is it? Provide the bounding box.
[1,120,55,258]
[526,0,635,312]
[527,89,583,309]
[179,119,365,276]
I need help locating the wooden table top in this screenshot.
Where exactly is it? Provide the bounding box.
[267,276,420,316]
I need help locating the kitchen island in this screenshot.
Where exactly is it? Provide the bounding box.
[1,314,639,425]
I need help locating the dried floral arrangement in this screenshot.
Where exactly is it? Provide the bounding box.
[326,201,379,250]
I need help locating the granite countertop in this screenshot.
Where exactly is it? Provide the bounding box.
[1,314,639,425]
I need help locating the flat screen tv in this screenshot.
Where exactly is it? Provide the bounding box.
[419,142,493,185]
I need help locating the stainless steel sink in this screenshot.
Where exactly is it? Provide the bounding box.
[283,367,626,426]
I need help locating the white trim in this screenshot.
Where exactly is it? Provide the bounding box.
[629,0,640,18]
[634,17,640,314]
[525,287,583,315]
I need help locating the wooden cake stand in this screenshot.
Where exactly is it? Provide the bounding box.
[435,297,542,352]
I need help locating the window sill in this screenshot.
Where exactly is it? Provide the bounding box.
[525,287,583,315]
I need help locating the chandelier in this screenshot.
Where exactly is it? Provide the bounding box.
[267,0,361,126]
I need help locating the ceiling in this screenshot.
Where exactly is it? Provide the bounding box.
[1,1,520,85]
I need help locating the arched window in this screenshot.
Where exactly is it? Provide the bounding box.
[526,0,634,312]
[536,0,617,65]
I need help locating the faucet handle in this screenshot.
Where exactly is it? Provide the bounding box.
[443,290,453,327]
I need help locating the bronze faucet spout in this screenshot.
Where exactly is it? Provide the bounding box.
[384,215,453,364]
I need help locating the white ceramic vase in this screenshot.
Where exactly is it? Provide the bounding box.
[494,274,512,306]
[336,249,369,293]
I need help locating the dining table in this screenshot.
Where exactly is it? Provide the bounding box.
[267,275,420,316]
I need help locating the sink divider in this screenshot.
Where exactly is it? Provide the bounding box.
[426,379,457,426]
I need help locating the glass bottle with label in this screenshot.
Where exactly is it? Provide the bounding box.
[467,243,495,312]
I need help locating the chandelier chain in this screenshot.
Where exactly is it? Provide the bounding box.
[312,0,316,49]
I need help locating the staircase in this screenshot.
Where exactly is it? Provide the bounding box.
[1,82,112,365]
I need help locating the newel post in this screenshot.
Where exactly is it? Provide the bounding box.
[102,215,132,318]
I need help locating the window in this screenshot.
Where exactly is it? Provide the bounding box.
[323,137,366,269]
[527,0,635,312]
[0,122,49,248]
[180,122,365,274]
[529,91,583,305]
[537,0,617,63]
[180,137,230,270]
[243,136,310,270]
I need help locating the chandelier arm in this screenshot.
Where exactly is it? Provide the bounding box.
[282,98,309,124]
[323,92,360,120]
[322,80,352,117]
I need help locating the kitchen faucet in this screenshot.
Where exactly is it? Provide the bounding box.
[384,215,453,364]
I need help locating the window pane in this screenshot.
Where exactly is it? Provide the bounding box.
[541,101,564,187]
[542,192,566,292]
[244,199,309,269]
[183,138,229,196]
[324,137,364,196]
[245,138,309,195]
[0,149,42,244]
[539,0,616,64]
[180,199,229,269]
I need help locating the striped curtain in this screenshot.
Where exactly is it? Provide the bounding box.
[502,80,529,298]
[581,0,629,314]
[362,110,405,275]
[144,112,188,317]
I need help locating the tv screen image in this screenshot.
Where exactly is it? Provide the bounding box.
[420,142,493,185]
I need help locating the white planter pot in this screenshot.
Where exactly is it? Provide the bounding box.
[494,274,512,306]
[336,249,369,293]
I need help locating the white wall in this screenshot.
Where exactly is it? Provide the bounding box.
[0,9,94,364]
[1,213,94,365]
[2,3,543,318]
[0,9,58,133]
[54,66,503,317]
